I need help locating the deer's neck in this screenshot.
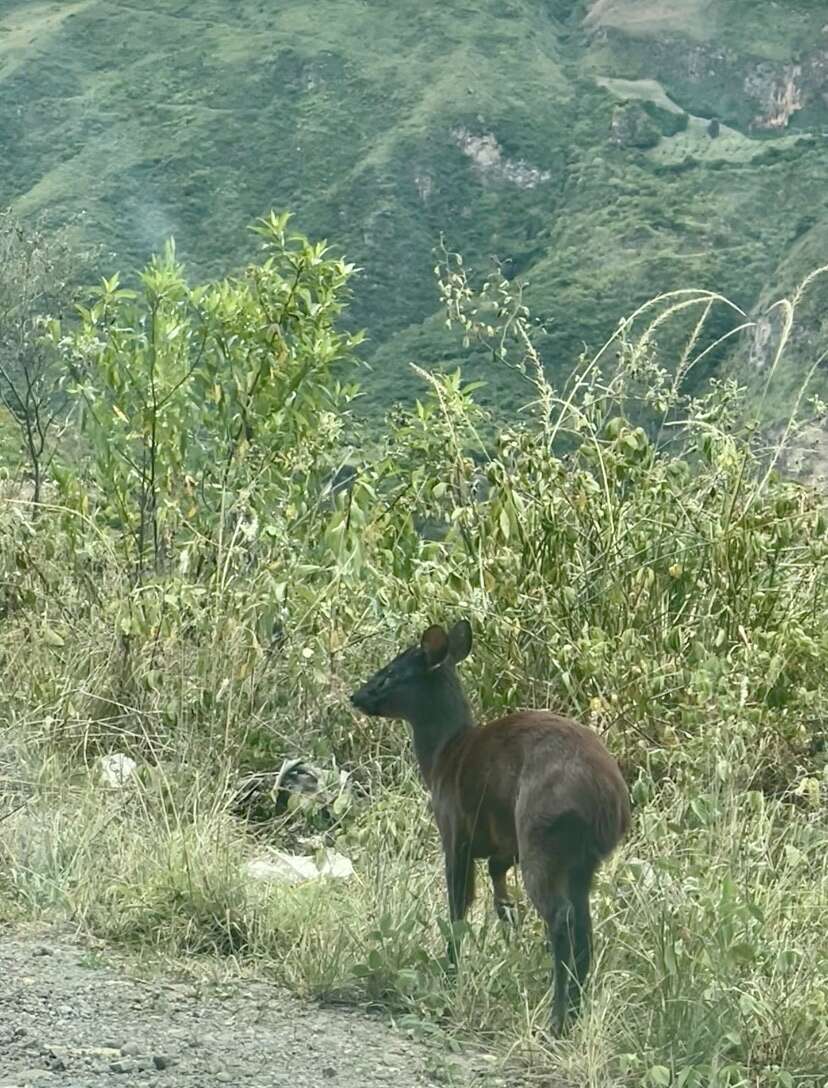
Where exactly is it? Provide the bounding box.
[407,679,474,787]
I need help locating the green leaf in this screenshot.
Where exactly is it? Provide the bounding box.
[784,844,804,867]
[42,625,65,648]
[367,949,383,971]
[729,942,755,964]
[499,507,510,540]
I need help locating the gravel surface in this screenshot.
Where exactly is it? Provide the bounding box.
[0,933,500,1088]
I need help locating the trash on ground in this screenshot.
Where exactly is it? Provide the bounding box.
[244,848,354,885]
[98,753,137,788]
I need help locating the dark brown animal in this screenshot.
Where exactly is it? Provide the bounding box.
[350,619,630,1034]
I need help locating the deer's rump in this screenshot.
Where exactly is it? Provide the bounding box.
[434,710,630,861]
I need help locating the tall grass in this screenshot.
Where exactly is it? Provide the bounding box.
[0,231,826,1087]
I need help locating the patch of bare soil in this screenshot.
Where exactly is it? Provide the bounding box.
[0,931,509,1088]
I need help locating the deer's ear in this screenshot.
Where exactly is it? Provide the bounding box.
[421,625,449,669]
[448,619,472,663]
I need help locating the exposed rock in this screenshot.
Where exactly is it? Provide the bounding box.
[748,65,804,129]
[452,128,551,189]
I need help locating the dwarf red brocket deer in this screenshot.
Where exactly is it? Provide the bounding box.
[350,619,630,1035]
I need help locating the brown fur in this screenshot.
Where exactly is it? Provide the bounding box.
[430,711,629,864]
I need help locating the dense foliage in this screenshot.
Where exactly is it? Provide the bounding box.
[0,214,826,1088]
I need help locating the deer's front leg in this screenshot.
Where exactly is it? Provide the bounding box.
[443,840,475,966]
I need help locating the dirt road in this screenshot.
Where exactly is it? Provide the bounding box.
[0,932,489,1087]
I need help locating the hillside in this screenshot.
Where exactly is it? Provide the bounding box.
[3,0,827,417]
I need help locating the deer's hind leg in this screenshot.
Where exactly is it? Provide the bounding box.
[519,814,584,1036]
[568,861,598,1019]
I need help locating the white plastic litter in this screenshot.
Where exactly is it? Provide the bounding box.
[244,848,354,886]
[98,753,138,788]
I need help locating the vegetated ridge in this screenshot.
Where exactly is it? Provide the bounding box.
[2,0,827,421]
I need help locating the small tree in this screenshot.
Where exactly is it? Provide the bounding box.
[0,210,91,506]
[62,213,363,579]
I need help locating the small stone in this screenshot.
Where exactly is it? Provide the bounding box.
[109,1060,136,1074]
[120,1042,141,1057]
[322,1069,337,1079]
[153,1055,174,1071]
[32,946,52,957]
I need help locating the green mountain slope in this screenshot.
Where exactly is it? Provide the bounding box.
[3,0,827,416]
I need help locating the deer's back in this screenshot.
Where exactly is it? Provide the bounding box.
[432,711,630,861]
